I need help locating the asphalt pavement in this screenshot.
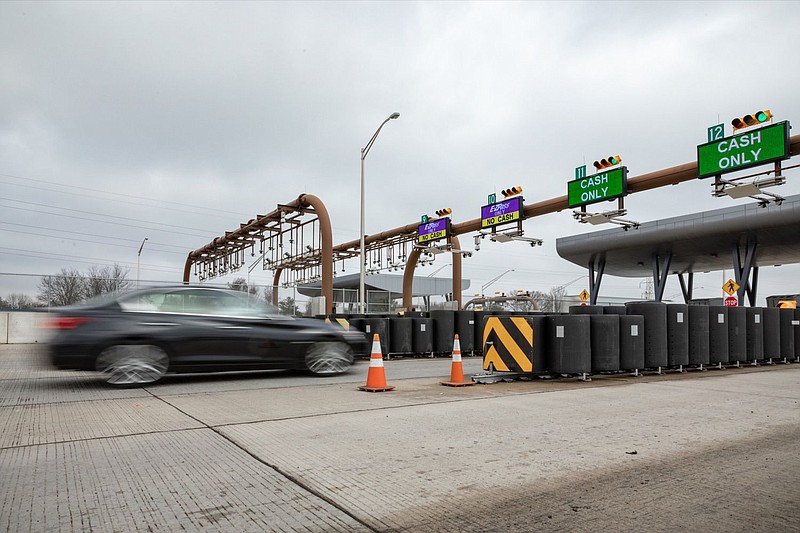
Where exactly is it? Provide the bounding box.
[1,344,798,532]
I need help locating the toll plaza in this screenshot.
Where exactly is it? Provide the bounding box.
[171,110,800,382]
[556,193,800,306]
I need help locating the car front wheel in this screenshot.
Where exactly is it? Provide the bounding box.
[96,344,169,386]
[305,341,354,375]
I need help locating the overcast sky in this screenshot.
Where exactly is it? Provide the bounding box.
[2,1,800,306]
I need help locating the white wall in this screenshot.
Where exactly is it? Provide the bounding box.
[2,312,51,344]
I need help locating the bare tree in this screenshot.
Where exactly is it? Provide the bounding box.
[85,264,131,298]
[548,285,568,313]
[4,293,38,309]
[527,286,568,313]
[529,290,551,312]
[37,268,86,307]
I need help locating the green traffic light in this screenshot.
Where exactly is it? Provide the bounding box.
[756,111,768,122]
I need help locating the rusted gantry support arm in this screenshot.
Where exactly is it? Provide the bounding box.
[183,194,336,314]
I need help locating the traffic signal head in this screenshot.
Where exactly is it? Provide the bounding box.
[501,186,523,198]
[593,155,621,171]
[435,207,452,217]
[732,110,771,131]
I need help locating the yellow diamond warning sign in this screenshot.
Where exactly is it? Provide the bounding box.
[722,279,740,296]
[579,289,590,302]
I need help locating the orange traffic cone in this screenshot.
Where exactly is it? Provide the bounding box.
[441,334,475,387]
[358,334,395,392]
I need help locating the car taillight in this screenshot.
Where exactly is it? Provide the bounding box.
[41,317,95,330]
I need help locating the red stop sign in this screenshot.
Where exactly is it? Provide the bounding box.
[724,296,738,307]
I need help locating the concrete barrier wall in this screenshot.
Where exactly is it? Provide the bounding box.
[2,312,51,344]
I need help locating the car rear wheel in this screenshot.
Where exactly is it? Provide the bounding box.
[305,341,353,375]
[96,344,169,386]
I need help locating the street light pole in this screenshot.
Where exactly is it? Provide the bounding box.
[481,268,515,297]
[359,112,400,314]
[427,264,450,277]
[137,237,148,288]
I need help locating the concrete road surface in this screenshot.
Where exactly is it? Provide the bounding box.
[1,345,798,532]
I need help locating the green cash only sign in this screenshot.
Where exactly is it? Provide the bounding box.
[567,166,628,208]
[697,121,790,179]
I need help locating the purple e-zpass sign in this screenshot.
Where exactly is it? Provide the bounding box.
[481,196,523,228]
[417,218,449,244]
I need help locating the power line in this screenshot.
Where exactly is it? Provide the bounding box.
[0,171,251,218]
[0,196,220,235]
[0,247,181,274]
[2,228,188,255]
[0,221,188,253]
[0,203,213,239]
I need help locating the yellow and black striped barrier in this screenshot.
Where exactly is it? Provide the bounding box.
[482,316,534,373]
[325,317,351,331]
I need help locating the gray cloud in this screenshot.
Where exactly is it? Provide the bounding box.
[1,1,799,302]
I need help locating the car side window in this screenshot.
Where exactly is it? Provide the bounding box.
[118,292,166,313]
[184,292,228,314]
[118,288,279,318]
[160,294,186,313]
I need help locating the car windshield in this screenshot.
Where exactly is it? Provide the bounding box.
[118,288,285,318]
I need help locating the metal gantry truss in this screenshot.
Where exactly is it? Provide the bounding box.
[572,197,640,231]
[711,161,797,207]
[362,232,418,274]
[187,202,422,287]
[182,133,800,313]
[188,200,329,286]
[190,206,304,282]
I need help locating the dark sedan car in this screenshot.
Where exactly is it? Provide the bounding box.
[46,286,364,386]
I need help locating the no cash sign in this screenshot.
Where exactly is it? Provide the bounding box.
[481,211,520,228]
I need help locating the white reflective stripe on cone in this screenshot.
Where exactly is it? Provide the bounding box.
[369,358,384,367]
[452,353,462,362]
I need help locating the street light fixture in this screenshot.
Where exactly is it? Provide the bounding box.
[137,237,148,288]
[359,112,400,314]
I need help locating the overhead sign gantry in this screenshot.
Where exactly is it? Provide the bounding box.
[698,109,793,205]
[567,166,628,208]
[417,215,450,244]
[183,108,799,314]
[475,187,542,247]
[569,157,639,230]
[481,195,524,229]
[698,114,790,178]
[182,194,340,312]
